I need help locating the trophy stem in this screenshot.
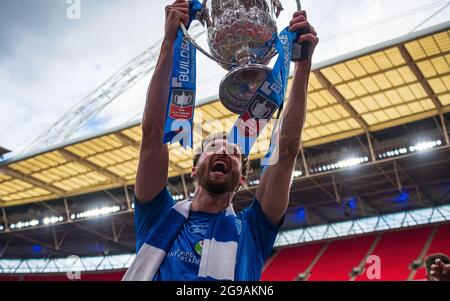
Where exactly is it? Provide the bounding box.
[237,54,255,66]
[236,47,258,66]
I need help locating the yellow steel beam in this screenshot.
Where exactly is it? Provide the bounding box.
[57,149,123,182]
[368,110,440,132]
[319,48,450,89]
[114,132,187,173]
[398,44,443,113]
[314,70,369,131]
[0,166,65,196]
[114,132,139,149]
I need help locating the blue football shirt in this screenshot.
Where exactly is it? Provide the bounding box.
[134,187,281,281]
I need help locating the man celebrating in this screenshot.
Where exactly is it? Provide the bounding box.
[123,0,318,281]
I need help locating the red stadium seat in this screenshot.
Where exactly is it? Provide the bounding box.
[261,242,325,281]
[23,274,70,281]
[355,226,433,281]
[262,223,449,281]
[0,275,21,281]
[79,270,126,281]
[308,235,376,281]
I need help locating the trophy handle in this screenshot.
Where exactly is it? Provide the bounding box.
[179,23,234,68]
[257,0,311,63]
[291,0,311,62]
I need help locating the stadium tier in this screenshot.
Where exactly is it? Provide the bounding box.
[306,234,376,281]
[354,226,432,281]
[262,241,326,281]
[261,222,450,281]
[0,222,448,281]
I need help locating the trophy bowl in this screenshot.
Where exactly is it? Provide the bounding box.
[183,0,282,114]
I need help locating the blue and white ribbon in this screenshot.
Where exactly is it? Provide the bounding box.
[229,28,297,157]
[163,0,202,148]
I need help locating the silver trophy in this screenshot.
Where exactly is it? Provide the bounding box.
[181,0,285,114]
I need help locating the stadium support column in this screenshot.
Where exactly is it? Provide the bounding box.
[1,207,8,232]
[366,132,376,162]
[124,186,132,211]
[104,189,123,206]
[331,174,341,204]
[300,147,310,176]
[0,237,12,257]
[111,217,118,243]
[64,198,71,221]
[393,161,402,192]
[440,114,449,145]
[181,173,189,199]
[53,228,68,251]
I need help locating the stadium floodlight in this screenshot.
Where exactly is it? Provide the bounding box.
[337,156,368,168]
[10,219,39,230]
[249,179,260,186]
[409,139,441,152]
[131,203,135,209]
[173,194,185,201]
[73,205,121,220]
[293,170,303,178]
[0,225,4,231]
[311,156,369,174]
[379,147,408,159]
[43,216,64,225]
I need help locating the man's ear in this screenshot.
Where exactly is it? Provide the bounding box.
[239,176,246,186]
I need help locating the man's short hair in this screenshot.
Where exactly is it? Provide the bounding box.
[425,253,450,275]
[192,132,250,178]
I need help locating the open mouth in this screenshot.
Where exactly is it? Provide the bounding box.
[210,157,229,175]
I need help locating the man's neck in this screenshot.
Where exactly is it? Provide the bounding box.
[191,186,233,214]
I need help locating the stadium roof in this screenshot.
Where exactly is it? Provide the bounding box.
[0,21,449,207]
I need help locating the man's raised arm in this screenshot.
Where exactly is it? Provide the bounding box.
[256,11,318,225]
[135,0,189,203]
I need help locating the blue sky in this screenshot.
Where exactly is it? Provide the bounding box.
[0,0,449,156]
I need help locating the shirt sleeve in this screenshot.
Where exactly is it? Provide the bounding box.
[134,187,175,252]
[238,198,283,260]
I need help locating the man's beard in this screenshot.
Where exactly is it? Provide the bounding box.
[197,160,240,194]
